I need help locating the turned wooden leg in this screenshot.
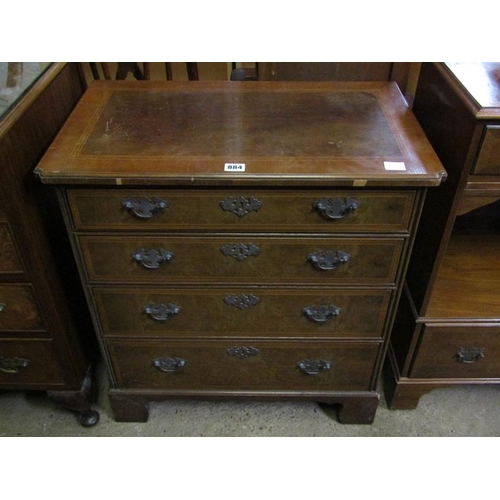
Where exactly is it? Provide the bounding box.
[47,365,99,427]
[109,391,150,422]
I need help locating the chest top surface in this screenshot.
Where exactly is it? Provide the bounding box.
[445,62,500,117]
[35,81,445,187]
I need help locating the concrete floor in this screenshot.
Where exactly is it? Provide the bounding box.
[1,362,499,436]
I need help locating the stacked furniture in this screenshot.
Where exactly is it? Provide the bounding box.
[385,63,500,408]
[0,63,98,426]
[35,80,445,424]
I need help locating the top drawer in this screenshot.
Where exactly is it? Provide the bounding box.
[67,189,416,233]
[473,125,500,175]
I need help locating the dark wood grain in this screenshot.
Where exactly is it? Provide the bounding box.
[0,63,99,424]
[107,339,378,391]
[404,62,479,313]
[94,287,392,339]
[425,232,500,320]
[68,188,416,233]
[473,125,500,175]
[35,81,445,187]
[0,338,65,387]
[39,80,443,424]
[386,62,500,411]
[0,285,45,331]
[258,63,411,98]
[411,324,500,378]
[80,235,404,285]
[0,224,24,274]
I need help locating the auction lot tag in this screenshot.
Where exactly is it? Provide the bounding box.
[384,161,406,171]
[224,163,246,172]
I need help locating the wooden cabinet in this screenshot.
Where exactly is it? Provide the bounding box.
[35,80,445,424]
[0,63,98,425]
[385,62,500,409]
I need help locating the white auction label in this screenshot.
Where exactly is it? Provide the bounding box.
[384,161,406,171]
[224,163,246,172]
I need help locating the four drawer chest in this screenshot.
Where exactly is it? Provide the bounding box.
[35,81,445,424]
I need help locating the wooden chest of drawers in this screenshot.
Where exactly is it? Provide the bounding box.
[385,63,500,409]
[35,81,445,424]
[0,63,98,426]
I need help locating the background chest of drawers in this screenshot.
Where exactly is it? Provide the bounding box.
[0,63,98,426]
[385,63,500,409]
[35,81,445,424]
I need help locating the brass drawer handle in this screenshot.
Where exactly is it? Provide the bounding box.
[227,346,260,359]
[0,355,30,374]
[132,248,174,269]
[220,196,262,218]
[312,197,360,220]
[308,250,351,271]
[144,303,181,321]
[153,357,186,372]
[302,305,341,323]
[121,196,169,219]
[297,359,332,375]
[456,347,485,364]
[224,294,260,309]
[220,243,260,261]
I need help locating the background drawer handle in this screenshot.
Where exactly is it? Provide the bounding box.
[121,196,169,219]
[302,305,341,323]
[0,355,30,374]
[0,303,5,313]
[308,250,351,271]
[456,347,485,364]
[227,346,260,358]
[144,303,181,321]
[132,248,174,269]
[312,197,360,220]
[220,196,262,218]
[297,359,332,375]
[220,243,260,261]
[153,357,186,372]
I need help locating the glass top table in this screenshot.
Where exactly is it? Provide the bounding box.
[0,62,51,118]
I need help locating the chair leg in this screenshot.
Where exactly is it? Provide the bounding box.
[89,62,100,80]
[115,62,145,80]
[101,63,112,80]
[186,62,199,80]
[165,63,173,80]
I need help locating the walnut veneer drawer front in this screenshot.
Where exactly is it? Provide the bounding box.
[473,125,500,175]
[80,235,404,285]
[0,339,64,386]
[411,325,500,379]
[0,285,45,331]
[108,339,378,391]
[94,288,391,339]
[0,224,24,274]
[67,189,416,233]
